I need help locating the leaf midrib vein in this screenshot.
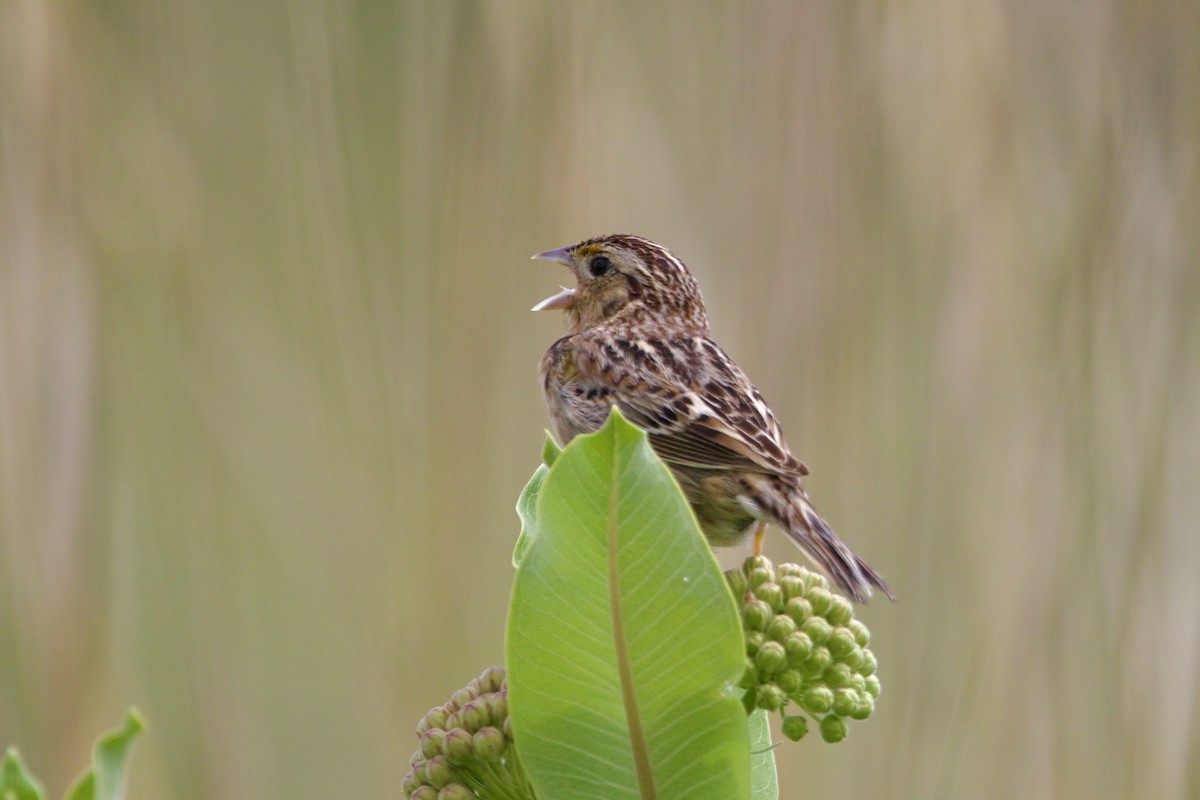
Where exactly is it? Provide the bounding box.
[608,442,656,800]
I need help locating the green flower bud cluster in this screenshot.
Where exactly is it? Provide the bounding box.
[727,556,881,744]
[404,666,535,799]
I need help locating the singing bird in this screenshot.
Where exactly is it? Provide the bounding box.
[532,234,891,603]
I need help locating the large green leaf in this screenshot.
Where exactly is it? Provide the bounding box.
[506,409,750,799]
[65,709,145,800]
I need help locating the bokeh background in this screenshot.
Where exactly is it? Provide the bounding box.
[3,2,1198,797]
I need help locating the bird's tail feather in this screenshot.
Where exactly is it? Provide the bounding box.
[791,497,892,603]
[741,473,892,603]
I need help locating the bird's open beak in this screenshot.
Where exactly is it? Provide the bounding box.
[531,247,576,311]
[531,286,576,311]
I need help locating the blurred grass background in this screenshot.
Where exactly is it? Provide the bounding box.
[2,2,1198,797]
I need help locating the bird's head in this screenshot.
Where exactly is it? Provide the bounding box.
[531,234,709,334]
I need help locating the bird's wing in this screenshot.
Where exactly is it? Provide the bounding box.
[619,386,810,477]
[574,334,810,477]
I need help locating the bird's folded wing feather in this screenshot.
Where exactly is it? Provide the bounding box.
[573,336,810,477]
[617,388,809,476]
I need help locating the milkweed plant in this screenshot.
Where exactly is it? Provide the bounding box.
[404,409,884,800]
[0,409,882,800]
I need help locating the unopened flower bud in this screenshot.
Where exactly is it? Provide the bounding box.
[824,662,854,689]
[783,631,813,665]
[739,658,758,688]
[745,631,765,656]
[849,696,874,720]
[781,714,809,741]
[755,682,787,711]
[832,688,859,717]
[827,627,856,658]
[779,575,806,601]
[819,714,847,743]
[745,555,774,575]
[806,572,830,591]
[777,561,804,578]
[766,614,796,642]
[858,649,878,676]
[747,567,774,591]
[801,686,834,715]
[803,646,832,677]
[754,582,783,611]
[754,640,787,674]
[841,645,865,670]
[448,688,475,711]
[420,729,446,759]
[459,700,489,733]
[801,616,832,645]
[472,726,507,761]
[776,668,803,695]
[785,597,813,626]
[440,728,474,765]
[826,595,853,626]
[402,768,422,796]
[807,587,832,616]
[502,714,513,740]
[437,784,474,800]
[423,756,457,790]
[477,666,506,694]
[725,568,748,597]
[743,599,773,632]
[485,692,507,725]
[864,675,881,698]
[417,706,449,735]
[410,786,438,800]
[848,619,870,647]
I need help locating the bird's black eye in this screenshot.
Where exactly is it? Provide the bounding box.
[589,255,612,277]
